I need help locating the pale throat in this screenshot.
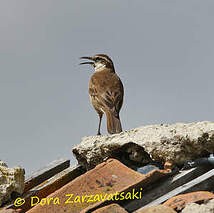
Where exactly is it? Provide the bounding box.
[94,62,106,72]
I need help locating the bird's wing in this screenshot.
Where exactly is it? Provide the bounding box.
[100,90,123,117]
[89,73,124,117]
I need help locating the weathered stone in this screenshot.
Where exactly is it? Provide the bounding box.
[182,198,214,213]
[164,191,214,211]
[73,121,214,169]
[134,205,176,213]
[0,161,25,206]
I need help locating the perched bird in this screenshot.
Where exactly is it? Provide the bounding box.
[80,54,124,135]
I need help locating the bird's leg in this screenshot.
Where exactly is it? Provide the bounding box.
[97,114,103,135]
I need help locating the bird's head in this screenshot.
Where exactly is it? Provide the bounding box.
[80,54,115,72]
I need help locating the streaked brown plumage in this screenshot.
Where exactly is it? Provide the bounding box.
[80,54,124,135]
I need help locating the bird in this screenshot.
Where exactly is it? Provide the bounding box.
[80,54,124,135]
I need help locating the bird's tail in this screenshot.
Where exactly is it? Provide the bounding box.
[106,111,122,134]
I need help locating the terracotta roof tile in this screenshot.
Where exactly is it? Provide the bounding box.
[164,162,174,170]
[0,208,22,213]
[91,204,128,213]
[134,205,176,213]
[163,191,214,211]
[27,158,170,213]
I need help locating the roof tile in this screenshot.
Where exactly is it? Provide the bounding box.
[163,191,214,211]
[91,204,128,213]
[134,205,176,213]
[27,159,170,213]
[0,208,22,213]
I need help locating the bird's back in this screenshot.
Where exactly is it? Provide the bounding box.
[89,69,123,96]
[89,69,124,113]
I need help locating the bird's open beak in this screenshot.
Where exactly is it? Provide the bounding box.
[79,56,94,65]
